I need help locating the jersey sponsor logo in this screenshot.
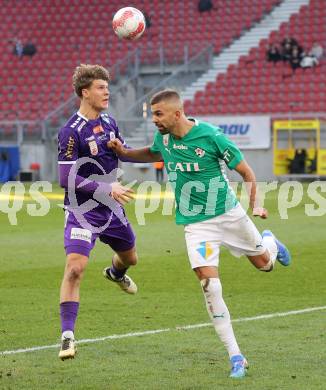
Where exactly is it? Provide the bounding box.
[167,161,203,172]
[77,120,87,132]
[195,147,205,157]
[70,227,92,243]
[173,144,188,150]
[88,140,98,156]
[70,116,82,128]
[223,148,235,164]
[93,125,104,134]
[98,134,108,141]
[65,136,75,159]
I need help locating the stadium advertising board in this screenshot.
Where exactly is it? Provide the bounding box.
[198,115,271,149]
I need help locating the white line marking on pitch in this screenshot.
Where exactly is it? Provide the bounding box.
[1,305,325,356]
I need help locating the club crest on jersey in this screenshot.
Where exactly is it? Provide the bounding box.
[93,125,104,134]
[88,140,98,156]
[109,131,116,140]
[195,147,205,157]
[163,134,169,146]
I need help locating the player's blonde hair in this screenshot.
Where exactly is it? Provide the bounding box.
[72,64,110,97]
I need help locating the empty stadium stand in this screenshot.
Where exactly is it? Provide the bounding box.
[0,0,281,121]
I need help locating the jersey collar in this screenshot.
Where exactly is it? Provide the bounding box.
[77,111,88,121]
[77,111,102,126]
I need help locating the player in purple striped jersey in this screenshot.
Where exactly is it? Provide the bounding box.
[57,64,138,360]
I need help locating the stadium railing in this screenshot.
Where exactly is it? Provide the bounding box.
[123,44,214,115]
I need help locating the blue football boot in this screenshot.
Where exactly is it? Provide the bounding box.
[262,230,291,266]
[230,354,248,378]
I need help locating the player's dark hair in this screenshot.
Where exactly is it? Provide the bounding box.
[73,64,110,97]
[150,89,181,105]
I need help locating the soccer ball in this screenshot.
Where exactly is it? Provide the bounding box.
[112,7,146,40]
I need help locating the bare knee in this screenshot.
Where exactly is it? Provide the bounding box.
[126,252,138,266]
[115,248,138,267]
[66,264,84,281]
[65,254,88,282]
[193,266,218,281]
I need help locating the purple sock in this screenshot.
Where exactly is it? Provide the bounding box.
[109,263,127,280]
[60,301,79,333]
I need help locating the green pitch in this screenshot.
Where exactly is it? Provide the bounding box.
[0,183,325,389]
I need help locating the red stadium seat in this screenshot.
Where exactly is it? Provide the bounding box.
[0,0,323,119]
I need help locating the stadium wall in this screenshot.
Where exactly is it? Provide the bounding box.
[19,143,56,182]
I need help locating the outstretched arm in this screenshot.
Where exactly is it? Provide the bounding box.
[234,160,268,219]
[108,139,162,163]
[58,163,134,206]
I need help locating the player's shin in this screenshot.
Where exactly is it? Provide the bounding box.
[109,255,128,280]
[201,278,241,358]
[59,301,79,359]
[60,301,79,339]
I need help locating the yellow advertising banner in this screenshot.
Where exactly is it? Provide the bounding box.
[273,149,292,175]
[317,150,326,175]
[273,119,320,130]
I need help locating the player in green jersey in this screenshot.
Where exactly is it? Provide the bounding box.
[108,89,291,379]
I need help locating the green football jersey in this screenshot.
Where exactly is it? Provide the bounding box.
[150,119,244,225]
